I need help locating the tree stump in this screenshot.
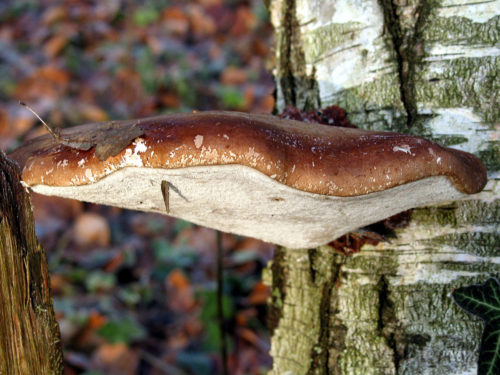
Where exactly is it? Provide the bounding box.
[0,151,63,375]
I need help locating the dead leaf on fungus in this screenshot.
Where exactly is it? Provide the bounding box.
[58,119,144,160]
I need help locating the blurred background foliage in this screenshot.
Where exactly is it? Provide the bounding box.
[0,0,275,374]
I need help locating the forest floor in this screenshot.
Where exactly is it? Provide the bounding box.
[0,1,275,374]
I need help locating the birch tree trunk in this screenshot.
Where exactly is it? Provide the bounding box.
[264,1,499,374]
[0,152,63,375]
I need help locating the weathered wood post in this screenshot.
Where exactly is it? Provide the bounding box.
[0,151,63,375]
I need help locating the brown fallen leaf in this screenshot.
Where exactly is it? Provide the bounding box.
[51,118,145,160]
[73,212,111,247]
[248,282,270,305]
[166,269,196,312]
[221,67,247,85]
[91,343,139,375]
[44,35,69,57]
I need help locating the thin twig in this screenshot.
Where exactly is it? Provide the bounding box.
[19,101,61,141]
[216,230,228,375]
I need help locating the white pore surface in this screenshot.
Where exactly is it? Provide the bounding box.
[32,165,465,248]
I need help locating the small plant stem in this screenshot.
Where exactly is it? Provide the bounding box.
[216,230,228,375]
[19,101,62,141]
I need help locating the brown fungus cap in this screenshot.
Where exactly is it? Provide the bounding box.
[9,111,487,248]
[9,111,487,196]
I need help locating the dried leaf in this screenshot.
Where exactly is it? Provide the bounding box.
[59,119,144,160]
[221,67,247,85]
[73,212,110,247]
[91,343,139,375]
[44,35,69,57]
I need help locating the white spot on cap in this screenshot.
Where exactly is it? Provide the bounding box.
[85,168,94,181]
[57,159,69,168]
[223,134,229,140]
[122,139,147,167]
[393,145,413,155]
[134,138,148,153]
[78,159,86,168]
[194,135,204,149]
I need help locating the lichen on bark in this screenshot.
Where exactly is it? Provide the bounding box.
[266,0,499,374]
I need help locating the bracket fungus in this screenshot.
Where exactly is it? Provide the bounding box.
[10,111,487,248]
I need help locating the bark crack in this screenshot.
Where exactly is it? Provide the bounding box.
[307,254,346,375]
[378,0,434,128]
[275,0,320,110]
[377,276,401,371]
[0,153,29,257]
[279,0,298,106]
[268,247,288,335]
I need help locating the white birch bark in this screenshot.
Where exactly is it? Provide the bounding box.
[265,0,499,374]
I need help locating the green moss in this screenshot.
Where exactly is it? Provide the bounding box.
[430,135,470,147]
[303,22,365,63]
[454,200,500,225]
[329,74,404,113]
[415,56,500,123]
[344,251,399,276]
[478,141,500,171]
[411,204,459,227]
[423,15,499,46]
[412,200,500,228]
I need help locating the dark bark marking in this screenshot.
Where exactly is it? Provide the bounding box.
[377,275,402,372]
[0,153,29,257]
[378,0,435,128]
[308,249,317,283]
[307,253,346,375]
[268,246,288,335]
[276,0,320,110]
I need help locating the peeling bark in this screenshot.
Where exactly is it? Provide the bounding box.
[0,152,63,375]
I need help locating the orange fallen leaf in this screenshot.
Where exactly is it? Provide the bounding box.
[44,35,69,57]
[221,67,247,85]
[188,5,216,38]
[15,66,70,100]
[230,6,257,36]
[88,311,108,330]
[248,282,270,305]
[37,66,70,84]
[42,5,67,25]
[196,0,222,7]
[103,252,124,273]
[239,327,259,345]
[166,269,196,311]
[78,102,109,122]
[167,269,190,290]
[49,273,66,294]
[162,7,190,37]
[91,343,139,375]
[258,94,275,114]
